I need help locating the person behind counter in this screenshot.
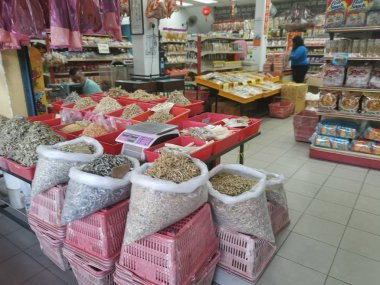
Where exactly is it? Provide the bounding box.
[290,36,309,83]
[69,67,102,95]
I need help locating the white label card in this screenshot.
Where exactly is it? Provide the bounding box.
[98,43,110,54]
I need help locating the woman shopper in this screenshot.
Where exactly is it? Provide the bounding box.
[290,36,309,83]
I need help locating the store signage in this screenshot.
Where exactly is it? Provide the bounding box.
[98,43,110,54]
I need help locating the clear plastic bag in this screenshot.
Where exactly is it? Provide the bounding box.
[208,164,274,243]
[31,137,104,196]
[61,156,139,225]
[258,170,287,209]
[323,65,345,87]
[123,158,209,245]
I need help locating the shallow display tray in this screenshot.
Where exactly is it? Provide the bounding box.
[327,26,380,33]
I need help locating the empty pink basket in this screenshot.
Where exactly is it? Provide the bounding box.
[65,199,130,259]
[118,204,218,285]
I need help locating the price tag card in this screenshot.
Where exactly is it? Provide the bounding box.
[223,83,229,90]
[98,43,110,54]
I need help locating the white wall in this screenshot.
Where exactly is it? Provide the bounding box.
[159,7,214,34]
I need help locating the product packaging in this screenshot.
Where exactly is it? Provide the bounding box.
[323,65,345,87]
[336,124,358,138]
[364,126,380,141]
[330,137,351,150]
[318,121,338,136]
[362,94,380,115]
[339,93,361,113]
[345,65,372,88]
[369,68,380,88]
[351,139,373,153]
[312,133,332,148]
[346,0,369,26]
[325,0,350,27]
[319,91,340,110]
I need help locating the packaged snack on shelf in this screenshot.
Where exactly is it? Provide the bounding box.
[367,0,380,25]
[362,94,380,115]
[367,39,375,57]
[351,139,373,153]
[325,0,349,27]
[364,126,380,141]
[312,134,332,148]
[318,121,337,136]
[336,124,358,139]
[373,142,380,155]
[360,39,368,57]
[339,93,361,113]
[346,0,369,27]
[345,65,372,88]
[323,65,345,87]
[330,137,351,151]
[319,91,339,110]
[369,68,380,88]
[351,39,361,56]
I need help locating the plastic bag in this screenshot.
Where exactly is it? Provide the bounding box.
[351,139,373,153]
[77,0,102,34]
[123,158,208,245]
[0,0,20,50]
[31,137,104,196]
[208,164,274,243]
[339,93,361,113]
[364,126,380,141]
[323,65,345,87]
[325,0,348,28]
[319,91,339,110]
[258,170,287,209]
[146,0,166,20]
[369,68,380,88]
[61,156,139,225]
[312,133,331,148]
[362,94,380,115]
[102,0,122,41]
[345,65,372,88]
[330,137,350,150]
[346,0,369,27]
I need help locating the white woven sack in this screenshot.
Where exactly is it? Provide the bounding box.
[259,169,288,209]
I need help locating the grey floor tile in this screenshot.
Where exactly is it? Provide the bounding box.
[348,210,380,237]
[301,160,337,175]
[355,195,380,216]
[275,156,307,168]
[285,177,321,198]
[325,277,351,285]
[306,199,352,225]
[48,264,77,285]
[360,183,380,200]
[0,252,44,285]
[245,157,271,169]
[265,162,300,178]
[248,151,279,163]
[293,214,345,246]
[5,227,38,250]
[278,233,337,274]
[0,216,22,236]
[257,256,326,285]
[20,270,67,285]
[331,167,368,182]
[292,169,329,186]
[24,243,56,268]
[340,227,380,262]
[365,170,380,186]
[286,192,313,212]
[0,236,21,263]
[324,176,363,194]
[315,187,358,208]
[330,249,380,285]
[334,164,369,174]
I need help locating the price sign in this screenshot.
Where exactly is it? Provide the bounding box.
[98,43,110,54]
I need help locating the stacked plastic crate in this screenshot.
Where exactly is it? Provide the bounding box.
[28,185,70,271]
[62,199,130,285]
[114,204,220,285]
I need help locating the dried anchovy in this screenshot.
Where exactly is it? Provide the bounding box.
[105,86,129,97]
[168,90,190,106]
[63,92,81,106]
[147,112,174,123]
[57,142,95,154]
[0,115,8,127]
[81,123,108,138]
[121,104,144,119]
[210,172,258,196]
[73,97,97,110]
[8,122,64,166]
[61,123,87,133]
[181,127,215,141]
[93,97,122,114]
[0,117,33,156]
[128,89,161,101]
[82,154,132,177]
[144,153,200,184]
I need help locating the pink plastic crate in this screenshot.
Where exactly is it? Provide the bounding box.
[27,113,56,122]
[29,185,67,227]
[216,226,276,282]
[7,159,35,181]
[133,106,190,125]
[214,117,262,141]
[212,130,240,155]
[28,214,67,240]
[144,137,214,162]
[268,202,290,235]
[294,126,315,143]
[35,231,70,271]
[0,156,9,171]
[269,100,294,119]
[52,123,82,140]
[118,204,218,285]
[184,90,210,101]
[293,110,319,128]
[65,199,130,259]
[177,120,207,131]
[118,97,167,105]
[178,100,204,117]
[188,113,233,124]
[95,131,125,155]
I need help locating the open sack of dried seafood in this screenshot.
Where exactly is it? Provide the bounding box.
[258,170,287,209]
[123,153,208,245]
[208,164,275,243]
[31,137,104,196]
[61,154,139,225]
[0,117,33,157]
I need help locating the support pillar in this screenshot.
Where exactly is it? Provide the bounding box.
[253,0,270,71]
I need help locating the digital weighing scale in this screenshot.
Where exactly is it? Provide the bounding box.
[116,122,179,161]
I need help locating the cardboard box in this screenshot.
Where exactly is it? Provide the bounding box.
[212,101,241,116]
[281,83,308,113]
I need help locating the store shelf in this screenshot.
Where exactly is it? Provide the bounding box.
[185,48,198,52]
[160,41,187,44]
[309,62,324,65]
[308,53,324,56]
[166,52,187,55]
[187,59,198,64]
[267,46,286,48]
[54,71,101,76]
[201,36,242,42]
[201,51,242,56]
[201,66,242,73]
[82,44,132,49]
[327,26,380,33]
[317,111,380,122]
[306,45,325,48]
[310,145,380,170]
[165,62,186,65]
[319,86,380,93]
[66,58,127,62]
[324,56,380,61]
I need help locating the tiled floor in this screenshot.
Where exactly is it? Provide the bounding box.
[0,116,380,285]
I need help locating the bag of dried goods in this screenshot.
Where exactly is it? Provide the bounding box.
[325,0,349,28]
[208,164,274,243]
[120,104,144,119]
[323,65,345,87]
[0,117,32,157]
[258,170,287,209]
[346,0,369,26]
[319,91,339,110]
[31,137,104,196]
[73,97,97,110]
[345,65,372,88]
[61,154,139,225]
[369,68,380,88]
[123,153,208,245]
[362,94,380,115]
[339,93,361,113]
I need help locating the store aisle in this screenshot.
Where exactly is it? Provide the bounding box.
[0,116,379,285]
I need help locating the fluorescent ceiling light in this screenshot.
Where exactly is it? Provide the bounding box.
[192,0,218,4]
[176,1,193,6]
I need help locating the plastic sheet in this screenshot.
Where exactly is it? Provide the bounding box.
[102,0,121,41]
[77,0,102,34]
[0,1,20,50]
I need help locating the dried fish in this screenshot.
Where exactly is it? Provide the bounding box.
[168,90,191,106]
[82,154,132,177]
[0,117,33,156]
[63,92,82,106]
[144,153,200,183]
[105,86,129,97]
[93,97,122,114]
[0,115,8,127]
[128,89,161,101]
[58,142,95,154]
[120,104,144,119]
[61,122,89,133]
[81,123,108,138]
[73,97,97,110]
[210,172,258,196]
[181,125,233,141]
[147,112,174,123]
